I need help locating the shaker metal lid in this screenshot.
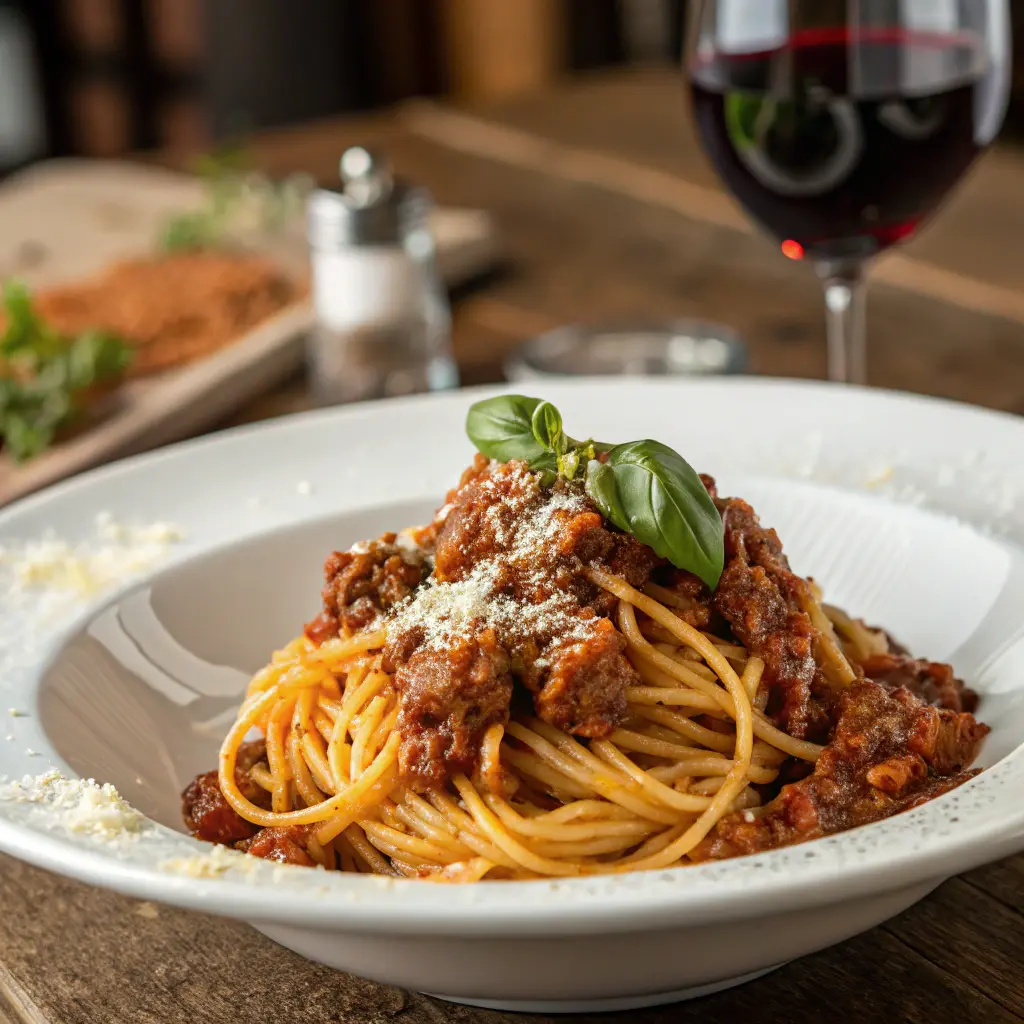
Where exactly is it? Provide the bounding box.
[308,146,429,248]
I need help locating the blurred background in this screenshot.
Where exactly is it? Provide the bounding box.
[2,0,1024,502]
[7,0,1024,169]
[1,1,691,167]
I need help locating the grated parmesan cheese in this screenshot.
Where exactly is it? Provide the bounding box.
[0,515,182,598]
[388,470,600,652]
[159,844,259,879]
[0,771,142,837]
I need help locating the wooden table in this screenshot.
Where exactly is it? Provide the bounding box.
[3,69,1024,1023]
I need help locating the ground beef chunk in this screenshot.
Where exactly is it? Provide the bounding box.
[606,533,664,589]
[657,569,717,630]
[531,617,636,736]
[395,629,513,790]
[305,532,426,641]
[587,533,665,618]
[182,771,253,845]
[241,826,316,866]
[550,503,613,567]
[712,497,831,740]
[692,680,989,860]
[182,740,270,844]
[384,459,663,784]
[860,652,979,713]
[432,462,658,595]
[432,461,541,584]
[431,462,615,586]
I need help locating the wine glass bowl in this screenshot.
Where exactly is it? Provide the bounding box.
[686,1,1011,383]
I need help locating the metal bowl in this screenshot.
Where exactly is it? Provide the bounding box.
[504,320,747,381]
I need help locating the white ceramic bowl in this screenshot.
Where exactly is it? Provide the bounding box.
[2,379,1024,1013]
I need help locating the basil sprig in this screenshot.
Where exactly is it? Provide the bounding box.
[465,395,557,470]
[465,395,724,588]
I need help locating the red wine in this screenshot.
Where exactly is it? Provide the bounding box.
[690,29,1000,261]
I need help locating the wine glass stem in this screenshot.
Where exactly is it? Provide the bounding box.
[817,261,867,385]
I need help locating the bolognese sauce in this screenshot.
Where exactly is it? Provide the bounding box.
[183,456,988,877]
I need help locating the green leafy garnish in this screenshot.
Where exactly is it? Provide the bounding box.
[0,280,132,462]
[531,401,565,457]
[159,143,310,252]
[465,394,557,469]
[160,211,220,252]
[466,394,724,588]
[586,441,724,589]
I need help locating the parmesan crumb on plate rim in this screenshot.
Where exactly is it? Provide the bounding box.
[0,770,143,838]
[0,769,319,887]
[0,515,183,599]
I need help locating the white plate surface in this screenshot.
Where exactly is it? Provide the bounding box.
[2,378,1024,1009]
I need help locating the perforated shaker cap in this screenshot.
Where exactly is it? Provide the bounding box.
[307,146,430,249]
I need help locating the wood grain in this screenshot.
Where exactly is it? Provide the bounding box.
[317,131,1024,407]
[885,878,1024,1019]
[400,98,1024,327]
[454,66,1024,297]
[0,854,1019,1024]
[963,856,1024,916]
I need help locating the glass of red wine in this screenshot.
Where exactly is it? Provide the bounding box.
[686,0,1011,383]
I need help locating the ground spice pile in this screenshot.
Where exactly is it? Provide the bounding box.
[27,250,304,375]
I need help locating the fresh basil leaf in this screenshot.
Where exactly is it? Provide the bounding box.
[531,401,564,455]
[588,440,723,588]
[585,458,629,529]
[466,394,554,467]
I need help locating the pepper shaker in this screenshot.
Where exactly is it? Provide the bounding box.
[306,147,458,404]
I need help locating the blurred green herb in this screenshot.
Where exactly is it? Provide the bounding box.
[0,280,133,462]
[159,143,310,252]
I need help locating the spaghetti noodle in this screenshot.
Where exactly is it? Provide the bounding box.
[183,453,989,880]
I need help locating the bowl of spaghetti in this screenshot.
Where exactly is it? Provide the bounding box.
[3,380,1024,1012]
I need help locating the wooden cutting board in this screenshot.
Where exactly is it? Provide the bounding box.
[0,159,500,507]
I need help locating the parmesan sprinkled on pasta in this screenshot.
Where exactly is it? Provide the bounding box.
[388,471,600,651]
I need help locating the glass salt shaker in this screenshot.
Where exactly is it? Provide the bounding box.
[306,147,458,404]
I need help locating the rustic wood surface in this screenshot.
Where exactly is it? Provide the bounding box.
[4,68,1024,1023]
